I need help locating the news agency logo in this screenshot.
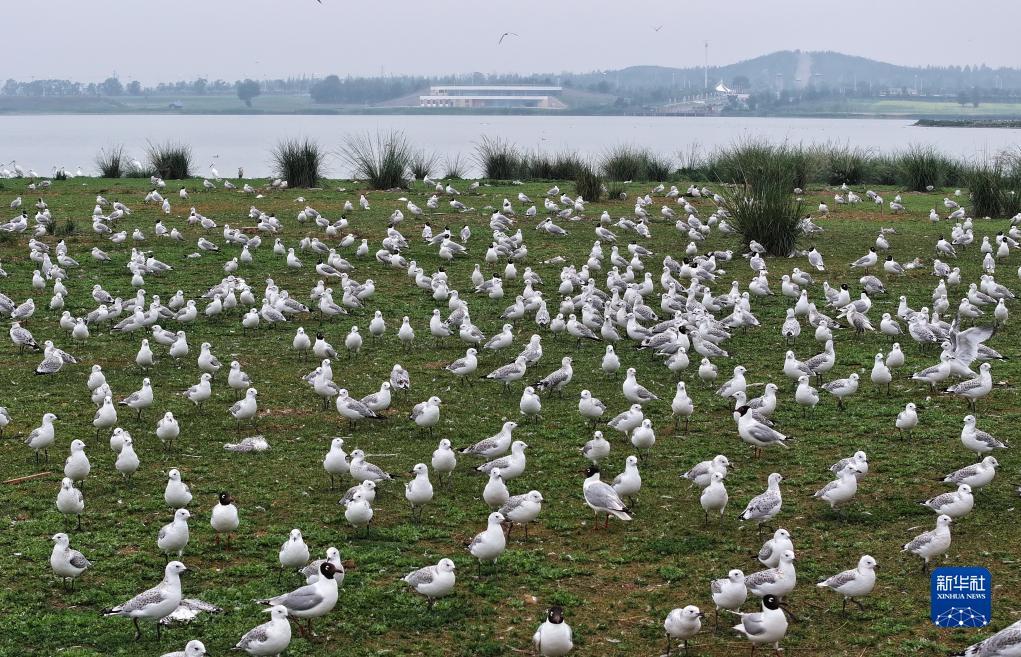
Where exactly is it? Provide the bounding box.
[931,567,991,628]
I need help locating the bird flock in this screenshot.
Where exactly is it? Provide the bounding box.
[3,169,1020,657]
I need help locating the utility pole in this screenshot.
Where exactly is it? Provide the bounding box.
[704,41,709,102]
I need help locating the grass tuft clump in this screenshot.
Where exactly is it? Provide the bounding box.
[272,138,325,188]
[826,144,873,185]
[894,144,959,191]
[966,151,1021,217]
[719,145,805,256]
[409,149,438,181]
[340,131,413,189]
[146,141,193,179]
[474,137,525,180]
[601,145,672,182]
[95,145,126,179]
[442,154,466,179]
[573,165,604,201]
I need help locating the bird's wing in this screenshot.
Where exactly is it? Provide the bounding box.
[479,455,510,472]
[740,611,769,636]
[587,481,628,511]
[115,584,167,613]
[498,495,525,515]
[821,569,857,589]
[69,550,91,569]
[905,529,935,551]
[952,325,994,365]
[237,622,270,649]
[969,623,1021,657]
[272,583,324,611]
[404,566,435,587]
[925,492,957,509]
[744,491,780,517]
[710,579,723,595]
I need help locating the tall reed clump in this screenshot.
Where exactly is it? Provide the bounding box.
[826,145,873,185]
[409,149,438,181]
[709,140,816,191]
[894,145,959,191]
[525,151,585,180]
[340,130,413,189]
[966,151,1021,217]
[95,145,125,178]
[601,145,672,182]
[146,141,193,179]
[573,164,604,201]
[272,138,325,188]
[442,154,466,179]
[719,144,805,256]
[474,136,525,180]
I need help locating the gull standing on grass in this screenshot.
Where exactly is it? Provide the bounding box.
[102,561,187,640]
[229,388,258,428]
[405,463,434,521]
[533,606,573,657]
[734,406,788,456]
[961,415,1007,457]
[952,619,1021,657]
[468,511,507,574]
[498,490,544,537]
[582,465,632,529]
[51,533,91,590]
[343,490,374,536]
[823,373,860,410]
[817,555,878,612]
[410,396,441,435]
[402,558,456,610]
[257,561,340,636]
[732,594,789,654]
[897,403,919,436]
[671,381,694,430]
[682,454,730,488]
[700,471,729,525]
[623,367,659,404]
[943,456,999,489]
[920,484,974,519]
[26,412,57,462]
[903,515,953,572]
[663,605,703,656]
[483,468,510,510]
[157,509,191,559]
[739,473,784,532]
[431,439,457,486]
[520,386,542,420]
[349,449,393,483]
[210,491,239,546]
[814,465,861,511]
[233,605,291,656]
[460,421,518,458]
[278,529,310,579]
[63,439,90,488]
[164,469,192,507]
[476,440,528,480]
[56,477,85,528]
[710,569,747,632]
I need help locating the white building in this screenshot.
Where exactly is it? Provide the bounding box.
[419,85,563,109]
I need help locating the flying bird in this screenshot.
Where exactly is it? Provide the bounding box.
[498,32,519,45]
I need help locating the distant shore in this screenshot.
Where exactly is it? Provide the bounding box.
[914,119,1021,128]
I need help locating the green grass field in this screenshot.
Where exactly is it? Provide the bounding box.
[0,175,1017,657]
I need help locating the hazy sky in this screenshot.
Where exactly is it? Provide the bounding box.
[14,0,1017,83]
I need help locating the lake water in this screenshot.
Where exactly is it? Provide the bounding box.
[1,114,1018,178]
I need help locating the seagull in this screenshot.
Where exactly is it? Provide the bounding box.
[498,489,544,537]
[468,511,507,575]
[278,529,311,579]
[953,619,1021,657]
[164,469,193,507]
[157,509,192,559]
[210,491,239,546]
[102,561,186,640]
[813,465,861,511]
[460,421,518,458]
[738,473,783,532]
[533,606,573,657]
[257,561,339,636]
[745,549,797,599]
[816,555,877,612]
[51,532,91,590]
[943,456,999,489]
[664,605,703,656]
[404,463,434,521]
[700,471,729,525]
[582,464,632,529]
[732,594,789,654]
[402,558,456,609]
[476,440,528,479]
[920,483,974,519]
[961,414,1007,457]
[498,31,519,45]
[623,367,659,404]
[159,639,208,657]
[710,569,747,632]
[233,605,291,656]
[903,515,953,572]
[682,454,730,488]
